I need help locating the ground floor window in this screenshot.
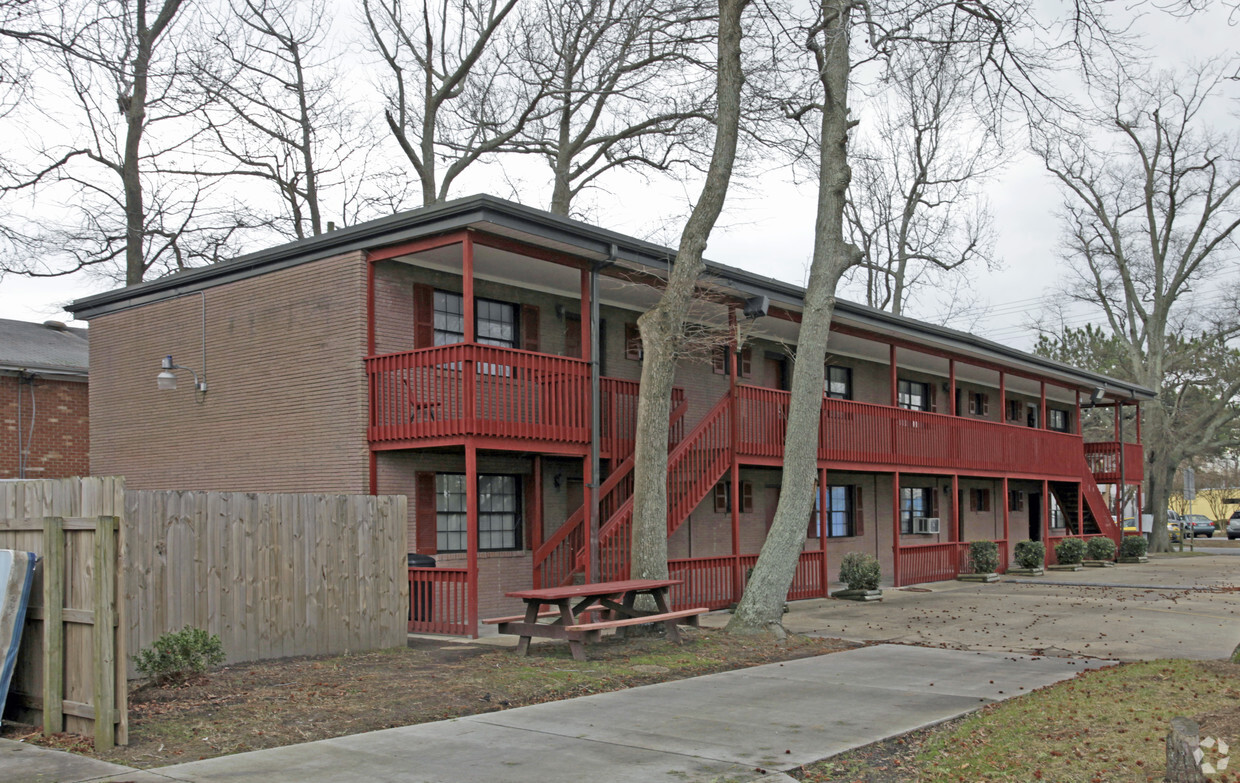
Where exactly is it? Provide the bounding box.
[900,487,934,534]
[435,473,521,552]
[812,485,856,537]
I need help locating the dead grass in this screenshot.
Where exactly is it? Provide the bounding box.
[795,659,1240,783]
[0,629,857,769]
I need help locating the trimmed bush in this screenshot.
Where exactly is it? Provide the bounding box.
[1119,534,1148,559]
[839,552,882,591]
[1055,537,1087,565]
[134,627,225,685]
[1085,536,1117,561]
[968,540,1000,574]
[1013,539,1045,569]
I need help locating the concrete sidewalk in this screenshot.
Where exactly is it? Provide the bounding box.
[51,644,1109,783]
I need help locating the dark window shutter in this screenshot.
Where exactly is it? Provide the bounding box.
[741,481,753,513]
[930,489,939,518]
[625,323,642,360]
[413,284,434,349]
[808,494,818,538]
[521,305,540,352]
[713,346,726,374]
[982,394,990,416]
[415,472,437,554]
[740,348,752,378]
[713,483,728,513]
[523,473,535,550]
[854,485,865,536]
[928,383,937,413]
[969,489,978,512]
[968,393,976,415]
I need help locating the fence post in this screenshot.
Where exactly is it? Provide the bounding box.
[41,516,64,736]
[93,515,118,750]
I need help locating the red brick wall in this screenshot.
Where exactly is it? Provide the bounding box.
[88,252,370,492]
[0,375,89,479]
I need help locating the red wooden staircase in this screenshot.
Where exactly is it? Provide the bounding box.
[533,394,732,587]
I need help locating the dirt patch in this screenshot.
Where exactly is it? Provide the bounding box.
[1,629,857,769]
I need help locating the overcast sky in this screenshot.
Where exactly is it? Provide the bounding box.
[0,2,1235,351]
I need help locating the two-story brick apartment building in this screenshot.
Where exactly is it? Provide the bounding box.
[1,318,90,479]
[70,196,1151,636]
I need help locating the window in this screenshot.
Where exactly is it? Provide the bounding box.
[625,323,642,360]
[900,487,934,534]
[1050,507,1066,529]
[435,473,521,552]
[812,485,856,538]
[713,346,727,374]
[713,481,753,513]
[825,365,852,400]
[968,392,989,417]
[969,488,992,512]
[1006,399,1022,422]
[1048,408,1070,432]
[432,290,517,348]
[898,379,930,411]
[1009,490,1025,512]
[713,346,752,377]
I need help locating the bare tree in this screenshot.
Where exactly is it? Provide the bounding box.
[844,42,999,317]
[363,0,546,206]
[509,0,715,216]
[195,0,408,241]
[628,0,749,588]
[0,0,249,285]
[1036,62,1240,553]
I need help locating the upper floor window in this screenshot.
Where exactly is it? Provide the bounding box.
[433,290,517,348]
[825,365,852,400]
[897,379,930,411]
[625,322,643,360]
[1048,408,1070,432]
[968,392,989,417]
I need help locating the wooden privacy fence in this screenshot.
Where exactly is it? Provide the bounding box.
[125,490,408,670]
[0,477,127,748]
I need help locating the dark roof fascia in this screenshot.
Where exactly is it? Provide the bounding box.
[68,194,1154,400]
[1,364,89,379]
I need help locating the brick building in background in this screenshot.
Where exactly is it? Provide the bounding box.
[0,318,90,479]
[69,195,1151,636]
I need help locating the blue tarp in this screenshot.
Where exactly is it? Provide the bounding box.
[0,550,37,727]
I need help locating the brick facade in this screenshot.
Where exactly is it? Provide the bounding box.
[0,374,90,479]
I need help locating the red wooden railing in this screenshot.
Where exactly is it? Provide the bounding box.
[897,539,1008,586]
[601,380,687,459]
[1083,441,1144,483]
[668,550,826,610]
[408,567,470,636]
[737,387,1089,479]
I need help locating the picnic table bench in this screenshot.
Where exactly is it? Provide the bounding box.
[482,578,708,661]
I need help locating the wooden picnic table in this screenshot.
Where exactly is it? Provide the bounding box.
[485,578,707,661]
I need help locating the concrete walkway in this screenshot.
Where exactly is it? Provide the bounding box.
[43,644,1104,783]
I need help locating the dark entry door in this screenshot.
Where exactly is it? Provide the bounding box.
[1028,492,1042,541]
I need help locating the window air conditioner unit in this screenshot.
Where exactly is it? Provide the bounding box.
[913,516,940,534]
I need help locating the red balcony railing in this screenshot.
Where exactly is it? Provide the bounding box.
[897,539,1008,586]
[1083,441,1144,483]
[600,379,687,459]
[667,550,826,611]
[408,567,470,636]
[738,387,1088,479]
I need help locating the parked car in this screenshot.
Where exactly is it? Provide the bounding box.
[1182,514,1217,538]
[1228,510,1240,540]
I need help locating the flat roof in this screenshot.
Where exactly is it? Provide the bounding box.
[69,194,1154,401]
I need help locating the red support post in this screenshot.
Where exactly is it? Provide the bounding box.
[1135,401,1142,444]
[1042,479,1050,546]
[892,471,901,587]
[580,269,591,362]
[728,309,742,603]
[1039,381,1047,429]
[1077,480,1084,536]
[532,455,543,554]
[951,474,960,542]
[1001,476,1010,564]
[1075,390,1081,435]
[582,455,593,583]
[466,440,479,638]
[819,467,829,596]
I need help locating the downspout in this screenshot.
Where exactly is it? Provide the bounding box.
[588,246,618,582]
[1117,400,1126,526]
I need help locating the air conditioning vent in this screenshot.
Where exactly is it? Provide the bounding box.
[913,516,941,534]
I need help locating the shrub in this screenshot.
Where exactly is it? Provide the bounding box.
[968,540,1000,574]
[134,627,224,685]
[1085,536,1117,561]
[1013,539,1045,569]
[1055,537,1086,565]
[1119,535,1148,559]
[839,552,881,591]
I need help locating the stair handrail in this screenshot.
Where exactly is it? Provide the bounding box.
[532,453,635,563]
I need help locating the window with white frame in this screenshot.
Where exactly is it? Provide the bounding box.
[433,291,518,348]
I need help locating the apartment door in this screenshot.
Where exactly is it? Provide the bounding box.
[1028,492,1042,541]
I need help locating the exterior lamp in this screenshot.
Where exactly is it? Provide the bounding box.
[157,355,207,398]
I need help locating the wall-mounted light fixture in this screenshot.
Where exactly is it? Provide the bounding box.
[1090,386,1106,404]
[157,355,207,397]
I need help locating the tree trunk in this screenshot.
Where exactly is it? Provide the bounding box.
[727,0,856,633]
[123,7,156,286]
[629,0,748,582]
